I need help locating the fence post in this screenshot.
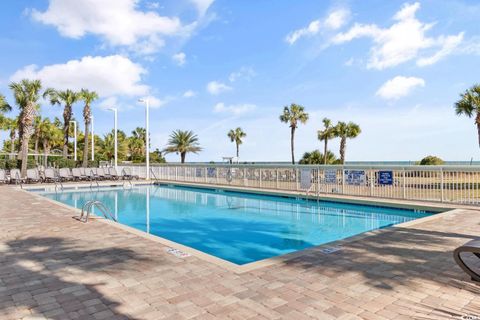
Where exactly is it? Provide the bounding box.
[370,169,374,196]
[276,169,279,189]
[440,167,444,202]
[402,168,406,199]
[259,168,263,189]
[342,168,345,194]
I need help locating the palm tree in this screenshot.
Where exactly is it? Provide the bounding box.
[335,121,361,164]
[101,130,128,161]
[9,79,42,176]
[164,130,202,163]
[79,89,98,166]
[279,103,309,164]
[227,127,246,158]
[43,88,80,158]
[455,84,480,148]
[317,118,337,165]
[128,127,146,161]
[299,150,338,165]
[38,118,62,167]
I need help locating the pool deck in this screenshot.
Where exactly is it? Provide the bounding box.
[1,185,480,319]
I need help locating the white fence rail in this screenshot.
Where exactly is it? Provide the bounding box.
[118,164,480,205]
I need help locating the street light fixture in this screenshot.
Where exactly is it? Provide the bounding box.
[108,108,118,169]
[69,120,77,161]
[138,98,150,180]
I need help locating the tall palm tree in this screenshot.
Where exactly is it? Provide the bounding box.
[164,130,202,163]
[335,121,361,164]
[128,127,146,161]
[279,103,309,164]
[227,127,246,158]
[43,88,80,158]
[9,79,42,176]
[317,118,337,165]
[455,84,480,148]
[38,118,62,167]
[79,89,98,166]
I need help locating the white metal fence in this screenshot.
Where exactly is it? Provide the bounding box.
[118,164,480,205]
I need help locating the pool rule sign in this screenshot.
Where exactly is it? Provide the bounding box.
[378,171,393,185]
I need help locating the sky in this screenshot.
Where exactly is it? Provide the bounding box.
[0,0,479,163]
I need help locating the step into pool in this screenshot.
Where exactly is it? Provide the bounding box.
[37,185,434,265]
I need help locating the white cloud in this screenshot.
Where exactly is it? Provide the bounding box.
[183,90,196,98]
[206,81,232,95]
[172,52,187,66]
[285,8,349,45]
[30,0,213,54]
[213,102,256,116]
[376,76,425,100]
[229,67,256,82]
[10,55,148,97]
[144,95,173,108]
[189,0,215,16]
[332,2,463,69]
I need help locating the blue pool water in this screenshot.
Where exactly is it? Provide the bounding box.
[38,185,433,265]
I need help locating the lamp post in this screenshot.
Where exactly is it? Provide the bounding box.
[69,120,77,161]
[108,108,118,169]
[90,115,94,161]
[138,99,150,180]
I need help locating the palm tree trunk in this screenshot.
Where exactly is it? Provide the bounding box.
[19,103,36,176]
[83,120,90,167]
[63,125,69,158]
[181,152,186,163]
[290,127,295,164]
[323,139,328,165]
[34,137,39,164]
[10,134,14,159]
[340,137,346,164]
[63,105,71,158]
[236,143,239,158]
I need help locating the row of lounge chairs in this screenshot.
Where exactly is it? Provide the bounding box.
[0,167,138,184]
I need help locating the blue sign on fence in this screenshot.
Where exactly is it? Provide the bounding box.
[324,169,337,184]
[207,167,216,178]
[345,170,366,185]
[378,171,393,185]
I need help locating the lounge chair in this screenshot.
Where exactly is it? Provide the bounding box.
[9,169,25,185]
[59,168,73,181]
[72,168,87,181]
[454,239,480,282]
[97,167,111,180]
[44,168,59,183]
[108,167,121,180]
[0,169,7,184]
[26,168,41,183]
[122,168,139,180]
[86,168,99,181]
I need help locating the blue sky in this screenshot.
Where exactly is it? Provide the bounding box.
[1,0,480,162]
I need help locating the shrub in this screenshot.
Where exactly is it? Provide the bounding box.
[52,158,76,168]
[419,155,444,165]
[6,159,19,170]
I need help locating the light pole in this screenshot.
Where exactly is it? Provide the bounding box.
[90,115,94,161]
[108,108,118,169]
[138,99,150,180]
[69,120,77,161]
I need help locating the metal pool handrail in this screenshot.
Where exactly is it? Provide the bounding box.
[79,200,117,223]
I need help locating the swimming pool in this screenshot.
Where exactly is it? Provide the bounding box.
[38,185,434,265]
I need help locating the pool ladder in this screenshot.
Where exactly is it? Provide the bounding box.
[79,200,117,223]
[305,185,321,203]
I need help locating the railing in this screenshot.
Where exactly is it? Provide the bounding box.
[79,200,117,223]
[117,164,480,205]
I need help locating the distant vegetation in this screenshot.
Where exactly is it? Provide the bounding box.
[299,150,339,165]
[419,155,444,165]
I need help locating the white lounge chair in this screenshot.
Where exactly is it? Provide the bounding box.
[72,168,87,180]
[59,168,73,181]
[44,168,59,183]
[0,169,7,184]
[9,169,25,184]
[96,167,111,180]
[108,167,122,180]
[26,168,41,183]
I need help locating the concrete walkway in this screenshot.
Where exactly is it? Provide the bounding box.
[1,186,479,319]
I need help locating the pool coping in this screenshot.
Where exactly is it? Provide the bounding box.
[18,181,469,274]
